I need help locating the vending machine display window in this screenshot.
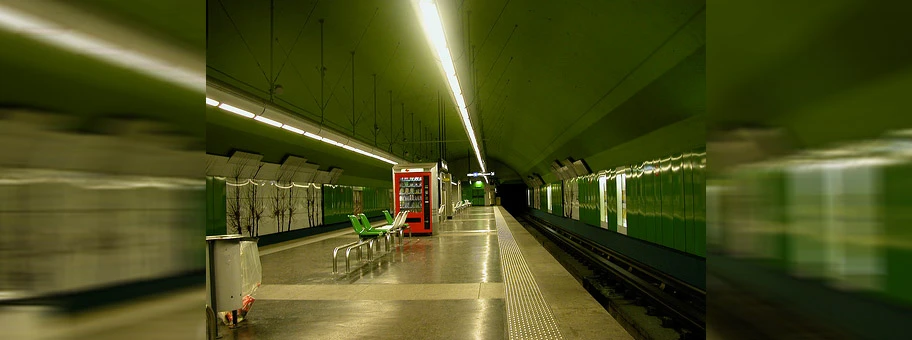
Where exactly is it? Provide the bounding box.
[398,176,424,213]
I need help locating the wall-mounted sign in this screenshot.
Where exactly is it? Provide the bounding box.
[467,172,494,177]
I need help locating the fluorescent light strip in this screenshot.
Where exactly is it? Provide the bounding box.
[418,1,486,172]
[281,125,304,134]
[334,140,396,164]
[213,99,397,165]
[0,4,203,91]
[218,103,255,118]
[303,132,323,140]
[253,115,282,128]
[206,98,220,106]
[322,137,342,147]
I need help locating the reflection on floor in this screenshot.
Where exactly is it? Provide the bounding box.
[220,207,631,340]
[221,207,506,340]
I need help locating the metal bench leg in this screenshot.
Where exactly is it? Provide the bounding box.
[345,246,354,272]
[374,238,379,258]
[368,239,374,261]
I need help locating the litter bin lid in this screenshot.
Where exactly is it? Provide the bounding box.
[206,234,245,241]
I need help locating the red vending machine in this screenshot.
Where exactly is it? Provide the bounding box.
[393,163,439,235]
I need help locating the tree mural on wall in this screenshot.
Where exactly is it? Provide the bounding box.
[305,184,319,228]
[227,161,246,235]
[227,184,242,234]
[271,182,288,233]
[213,153,329,236]
[287,184,302,231]
[233,162,263,237]
[246,179,265,237]
[279,165,301,232]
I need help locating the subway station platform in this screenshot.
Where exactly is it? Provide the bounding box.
[221,206,632,340]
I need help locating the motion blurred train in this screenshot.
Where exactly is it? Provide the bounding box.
[709,130,912,308]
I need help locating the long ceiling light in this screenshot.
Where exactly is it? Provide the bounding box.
[208,97,398,165]
[417,0,486,173]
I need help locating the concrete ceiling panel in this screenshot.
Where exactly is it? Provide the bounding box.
[206,0,706,181]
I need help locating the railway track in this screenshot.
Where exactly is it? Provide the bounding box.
[516,213,706,340]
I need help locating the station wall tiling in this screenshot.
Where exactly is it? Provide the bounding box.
[532,148,706,258]
[322,184,392,225]
[322,185,352,225]
[550,182,563,217]
[461,181,486,206]
[206,177,227,237]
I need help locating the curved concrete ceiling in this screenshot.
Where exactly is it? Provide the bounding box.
[206,0,706,181]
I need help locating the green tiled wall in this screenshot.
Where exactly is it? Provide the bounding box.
[535,148,706,258]
[206,176,227,236]
[323,184,392,225]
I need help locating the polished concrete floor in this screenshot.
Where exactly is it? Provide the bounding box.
[219,207,632,340]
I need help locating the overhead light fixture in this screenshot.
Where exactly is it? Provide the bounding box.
[303,132,322,140]
[281,125,304,134]
[322,138,342,147]
[253,115,282,128]
[210,98,397,165]
[218,103,255,118]
[417,0,486,173]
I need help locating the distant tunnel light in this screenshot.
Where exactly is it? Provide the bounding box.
[253,115,282,128]
[206,98,220,106]
[218,103,255,118]
[417,0,486,173]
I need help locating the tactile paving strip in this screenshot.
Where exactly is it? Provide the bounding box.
[495,209,563,340]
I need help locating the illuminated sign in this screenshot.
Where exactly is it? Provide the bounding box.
[467,172,494,177]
